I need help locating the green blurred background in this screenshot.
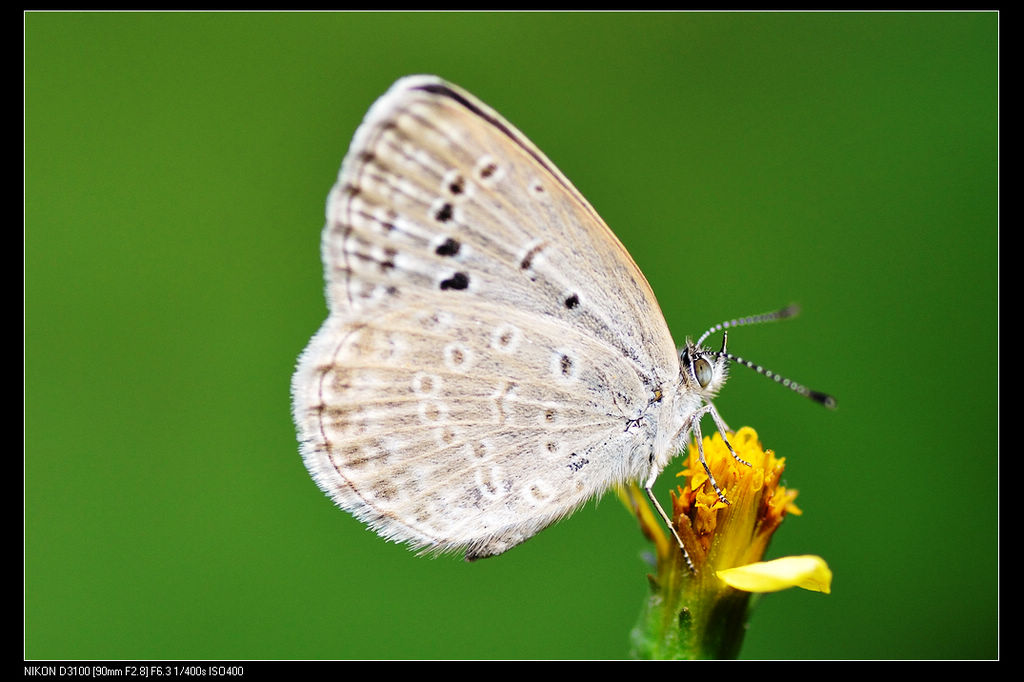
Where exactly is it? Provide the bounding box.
[25,12,997,660]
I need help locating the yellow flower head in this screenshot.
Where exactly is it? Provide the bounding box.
[623,427,831,658]
[622,427,831,659]
[675,426,801,573]
[621,426,830,597]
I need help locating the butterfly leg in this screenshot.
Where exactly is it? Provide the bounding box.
[643,478,696,573]
[678,404,750,506]
[706,403,751,467]
[689,414,730,504]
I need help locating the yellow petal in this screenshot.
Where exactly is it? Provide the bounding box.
[716,555,832,594]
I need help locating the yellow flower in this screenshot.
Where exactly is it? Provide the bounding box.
[621,426,831,659]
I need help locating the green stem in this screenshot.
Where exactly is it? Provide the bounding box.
[630,567,753,660]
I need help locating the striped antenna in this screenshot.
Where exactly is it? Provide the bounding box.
[696,303,801,347]
[716,336,837,409]
[699,305,837,409]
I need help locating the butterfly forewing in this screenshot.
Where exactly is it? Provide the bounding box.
[293,76,682,558]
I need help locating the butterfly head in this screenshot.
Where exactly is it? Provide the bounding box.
[678,333,730,401]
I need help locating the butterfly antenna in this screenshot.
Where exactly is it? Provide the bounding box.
[719,342,836,409]
[695,304,801,347]
[699,305,837,409]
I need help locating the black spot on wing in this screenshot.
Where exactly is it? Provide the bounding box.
[435,238,461,257]
[440,272,470,290]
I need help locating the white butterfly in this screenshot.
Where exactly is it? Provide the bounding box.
[291,76,829,562]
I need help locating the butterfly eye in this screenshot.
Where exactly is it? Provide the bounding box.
[693,357,713,388]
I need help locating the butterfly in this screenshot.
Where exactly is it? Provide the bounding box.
[291,76,832,562]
